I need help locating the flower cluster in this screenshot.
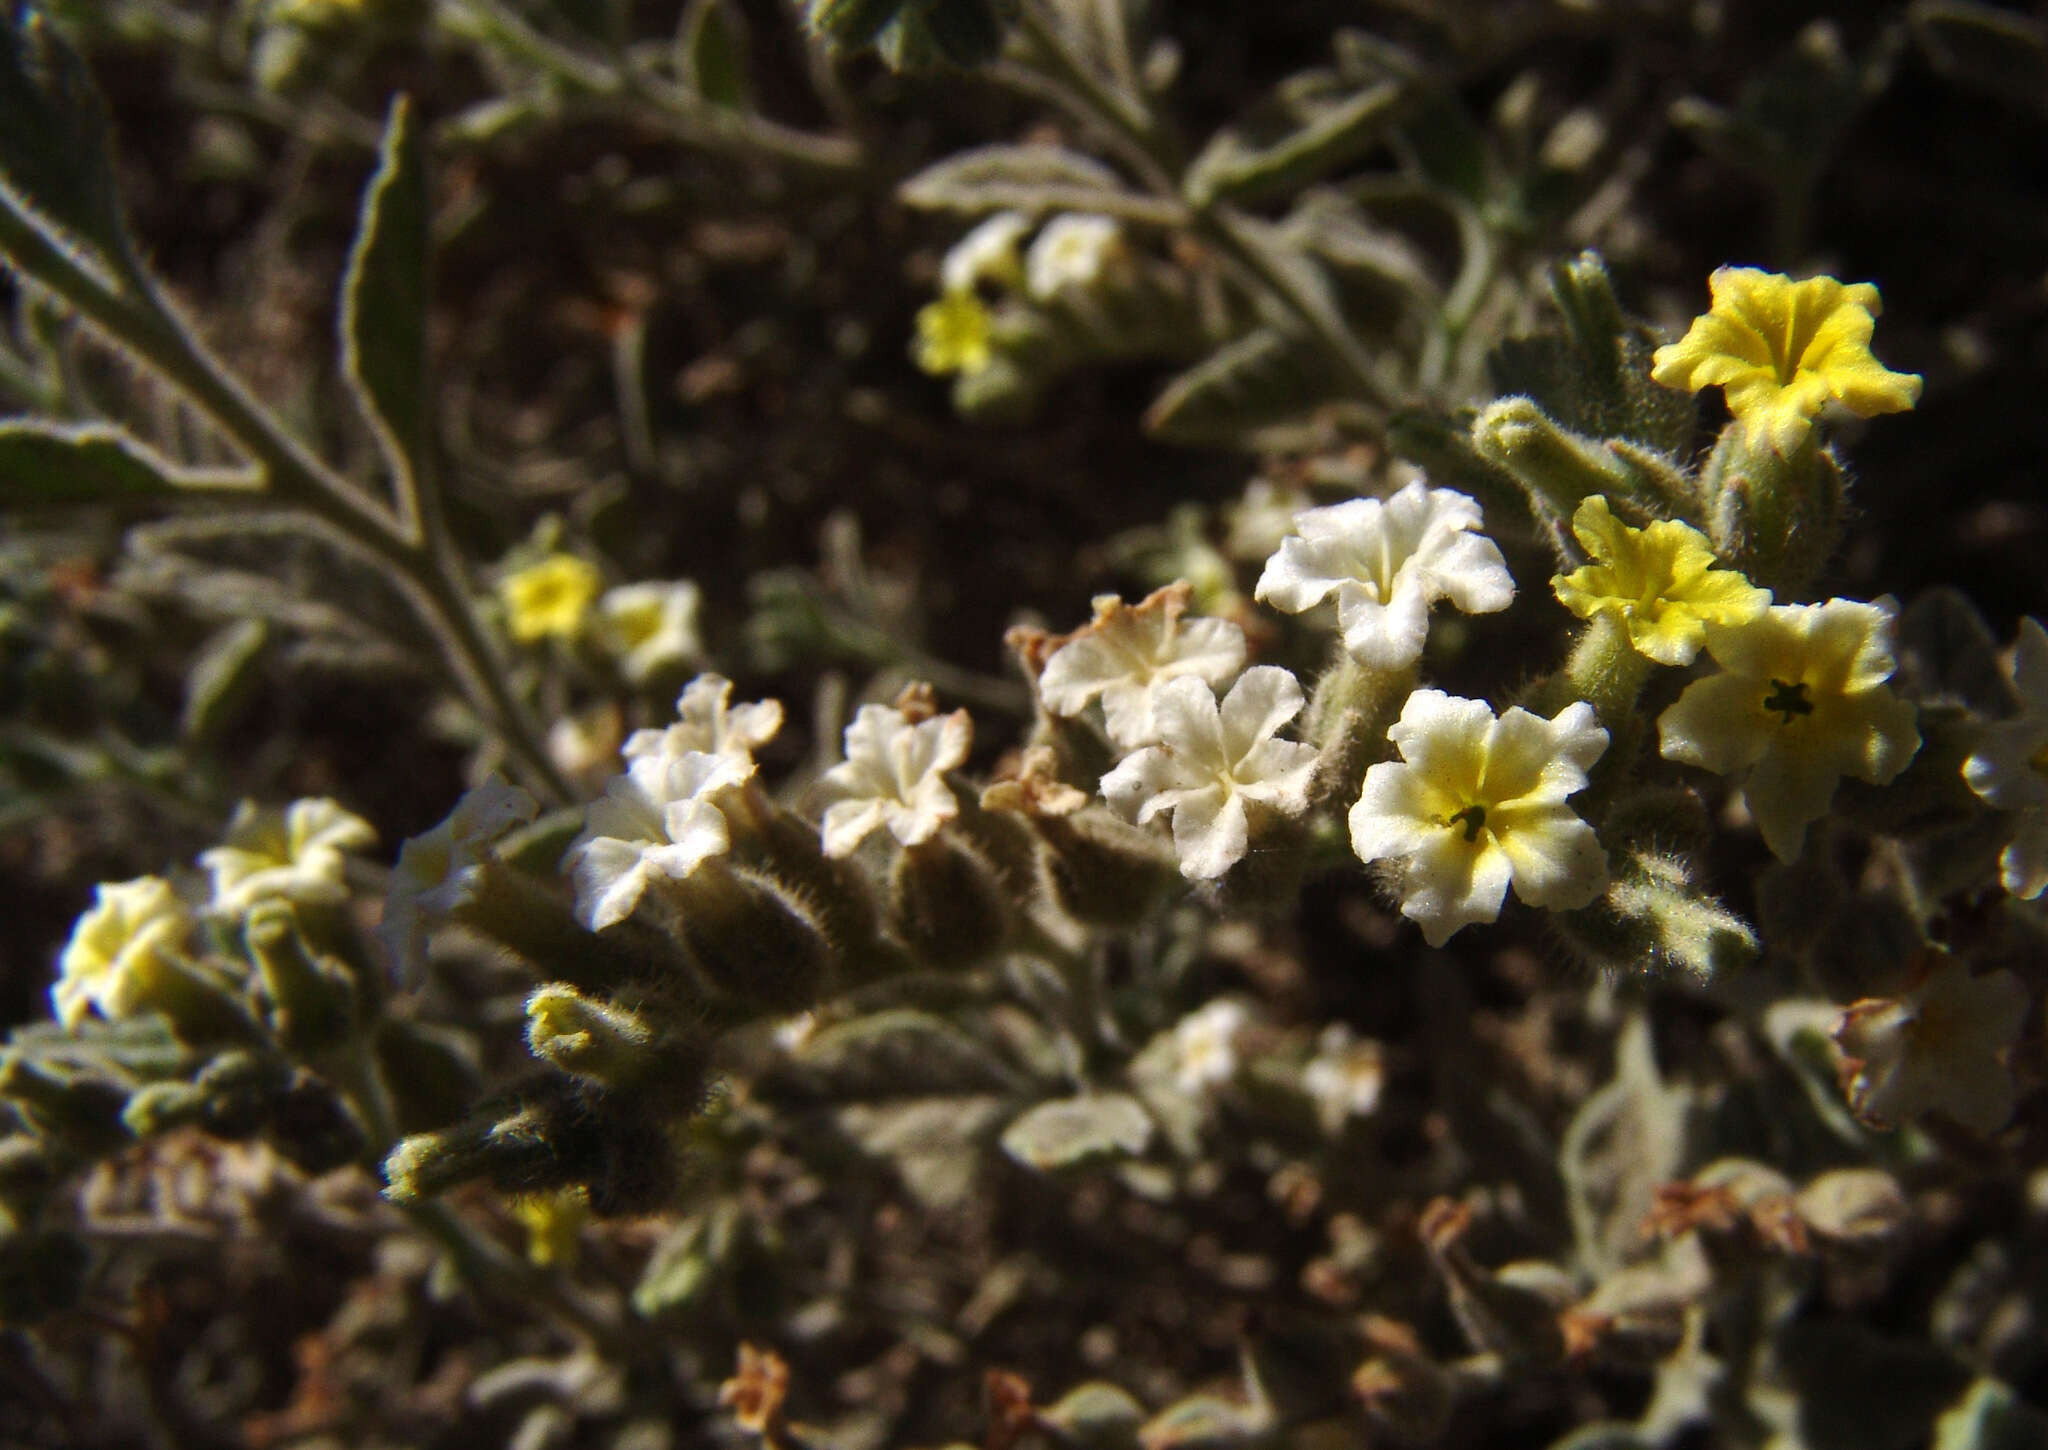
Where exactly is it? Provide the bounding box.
[914,212,1128,379]
[496,550,703,683]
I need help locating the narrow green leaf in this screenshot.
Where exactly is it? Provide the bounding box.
[678,0,752,110]
[0,11,132,264]
[1144,328,1335,448]
[0,422,253,507]
[341,96,431,496]
[181,618,269,744]
[1912,0,2048,115]
[901,143,1147,218]
[1187,79,1405,207]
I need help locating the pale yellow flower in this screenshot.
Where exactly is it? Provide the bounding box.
[500,554,602,643]
[511,1188,589,1269]
[200,797,378,916]
[1658,600,1919,861]
[52,877,199,1031]
[913,290,995,377]
[1651,267,1921,456]
[1834,953,2029,1136]
[1553,496,1770,666]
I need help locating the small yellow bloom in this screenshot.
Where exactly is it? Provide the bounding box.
[511,1187,589,1269]
[500,553,602,643]
[1553,496,1771,666]
[913,290,995,377]
[52,877,198,1031]
[1651,267,1921,456]
[1658,599,1919,861]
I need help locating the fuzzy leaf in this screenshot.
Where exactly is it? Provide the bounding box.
[901,144,1138,217]
[1932,1380,2048,1450]
[1187,79,1405,207]
[0,11,130,263]
[1912,2,2048,114]
[342,96,431,493]
[836,1095,1007,1210]
[1144,328,1335,447]
[181,618,269,744]
[678,0,752,109]
[1895,587,2017,716]
[1559,1014,1694,1276]
[0,422,250,507]
[632,1200,742,1317]
[1001,1092,1153,1172]
[773,1009,1023,1100]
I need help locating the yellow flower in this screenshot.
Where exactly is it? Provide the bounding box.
[52,877,198,1031]
[499,553,601,643]
[1552,496,1771,666]
[913,290,995,377]
[1650,267,1921,456]
[1658,599,1919,861]
[511,1188,589,1269]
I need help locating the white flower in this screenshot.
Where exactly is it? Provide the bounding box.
[379,779,540,984]
[1026,214,1123,300]
[199,798,377,916]
[1350,690,1609,946]
[1834,953,2030,1136]
[1963,617,2048,899]
[1173,998,1249,1093]
[1037,582,1247,751]
[568,752,749,930]
[1302,1023,1386,1134]
[594,580,703,684]
[623,673,784,778]
[1254,480,1515,669]
[941,211,1030,295]
[819,702,972,857]
[1100,666,1319,881]
[52,877,198,1031]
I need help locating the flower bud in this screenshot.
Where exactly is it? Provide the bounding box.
[0,1055,132,1156]
[122,1050,283,1141]
[1702,427,1847,595]
[1303,652,1413,810]
[244,902,356,1055]
[525,985,663,1089]
[672,862,836,1014]
[457,860,684,995]
[1471,397,1636,525]
[889,837,1013,970]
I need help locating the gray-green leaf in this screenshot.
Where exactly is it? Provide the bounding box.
[1144,329,1336,448]
[678,0,752,110]
[0,11,131,265]
[342,96,431,495]
[0,422,253,507]
[181,618,269,744]
[1910,2,2048,117]
[1187,79,1405,208]
[901,144,1145,219]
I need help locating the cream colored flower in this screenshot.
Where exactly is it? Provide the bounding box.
[1552,495,1770,666]
[568,752,748,930]
[941,212,1030,294]
[1026,214,1123,300]
[623,673,784,779]
[200,797,377,916]
[1037,581,1247,751]
[52,877,199,1031]
[1657,600,1919,861]
[1302,1023,1386,1134]
[379,779,539,984]
[1172,998,1249,1093]
[1834,953,2029,1136]
[1650,267,1922,456]
[818,701,971,857]
[1350,691,1609,946]
[594,580,703,684]
[499,553,602,643]
[1255,480,1515,669]
[1962,617,2048,898]
[1100,667,1319,881]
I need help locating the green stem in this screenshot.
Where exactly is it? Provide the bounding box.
[0,198,571,802]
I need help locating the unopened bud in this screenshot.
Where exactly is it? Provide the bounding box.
[525,985,657,1087]
[1702,428,1846,595]
[1472,397,1635,524]
[245,902,355,1054]
[674,863,835,1013]
[889,837,1012,970]
[1032,808,1181,927]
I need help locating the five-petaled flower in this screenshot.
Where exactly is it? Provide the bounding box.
[1255,480,1515,669]
[1036,581,1247,751]
[200,797,377,917]
[623,673,785,779]
[1657,599,1919,862]
[1962,616,2048,899]
[52,876,199,1031]
[941,211,1030,295]
[594,580,703,684]
[379,778,540,984]
[819,700,972,857]
[1834,951,2030,1136]
[1172,998,1250,1092]
[1101,666,1320,881]
[914,290,996,376]
[499,553,602,643]
[1552,495,1770,666]
[1349,690,1609,946]
[1650,267,1922,457]
[1026,213,1123,300]
[568,751,749,930]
